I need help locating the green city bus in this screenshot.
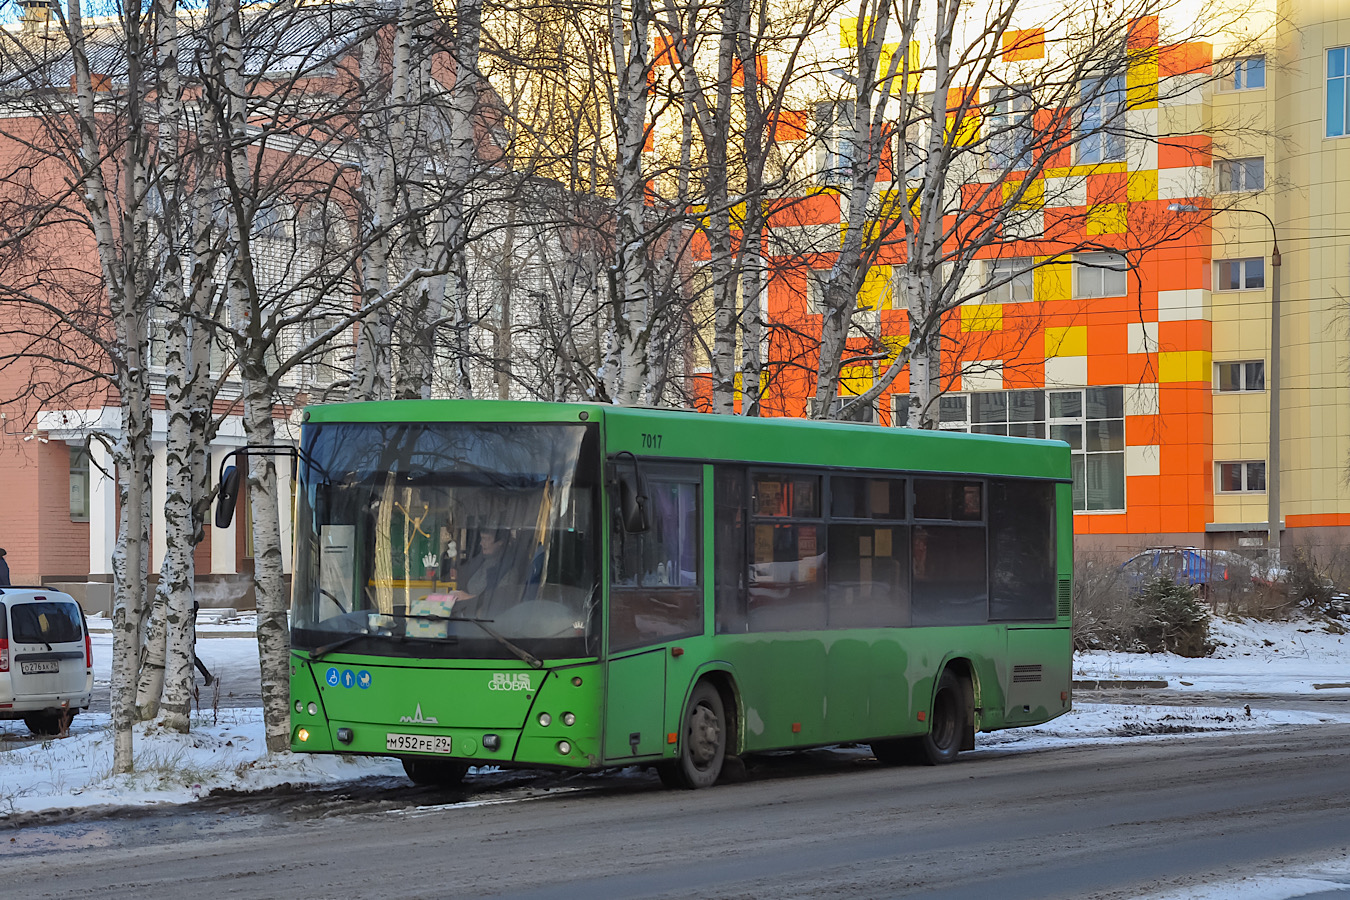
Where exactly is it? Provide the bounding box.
[282,399,1073,788]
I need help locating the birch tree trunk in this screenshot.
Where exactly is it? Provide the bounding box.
[68,0,153,772]
[610,0,652,405]
[352,28,396,401]
[215,0,291,752]
[444,0,483,400]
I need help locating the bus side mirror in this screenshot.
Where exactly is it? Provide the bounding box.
[618,471,649,533]
[215,465,241,529]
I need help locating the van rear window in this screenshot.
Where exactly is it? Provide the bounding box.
[10,602,83,643]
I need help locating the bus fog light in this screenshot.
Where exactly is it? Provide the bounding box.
[336,727,354,745]
[307,702,318,716]
[562,712,576,726]
[483,733,501,751]
[296,727,310,743]
[538,712,551,727]
[556,741,571,755]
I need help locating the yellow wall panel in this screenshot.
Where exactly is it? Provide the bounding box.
[1045,325,1087,357]
[1126,48,1159,109]
[1034,257,1072,301]
[858,266,893,310]
[840,364,874,395]
[1087,203,1128,235]
[1128,170,1158,203]
[962,303,1002,332]
[1159,350,1212,383]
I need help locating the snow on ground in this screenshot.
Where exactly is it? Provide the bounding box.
[2,615,1348,819]
[1075,616,1350,695]
[1133,854,1350,900]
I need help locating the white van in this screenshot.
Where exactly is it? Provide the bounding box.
[0,588,94,736]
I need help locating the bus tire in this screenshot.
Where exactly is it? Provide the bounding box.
[662,681,726,789]
[915,670,965,766]
[402,757,470,787]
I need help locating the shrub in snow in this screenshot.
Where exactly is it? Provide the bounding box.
[1134,575,1214,658]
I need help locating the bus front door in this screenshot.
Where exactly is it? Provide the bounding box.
[602,648,667,760]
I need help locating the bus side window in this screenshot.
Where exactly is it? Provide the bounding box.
[988,480,1056,620]
[911,478,988,627]
[609,469,704,651]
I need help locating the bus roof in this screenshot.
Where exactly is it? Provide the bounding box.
[303,399,1071,480]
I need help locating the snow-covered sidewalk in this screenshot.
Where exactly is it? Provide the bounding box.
[2,616,1347,819]
[1075,617,1350,696]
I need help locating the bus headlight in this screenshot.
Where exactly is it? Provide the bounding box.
[538,712,551,727]
[556,741,571,755]
[294,700,303,714]
[562,712,576,727]
[307,702,318,716]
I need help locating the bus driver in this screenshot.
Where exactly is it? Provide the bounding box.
[445,529,515,616]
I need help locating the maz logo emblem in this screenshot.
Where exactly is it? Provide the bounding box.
[399,703,439,724]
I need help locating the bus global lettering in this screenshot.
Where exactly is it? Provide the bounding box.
[489,673,532,691]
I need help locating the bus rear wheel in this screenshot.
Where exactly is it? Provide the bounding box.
[659,681,726,789]
[402,757,470,787]
[914,670,964,765]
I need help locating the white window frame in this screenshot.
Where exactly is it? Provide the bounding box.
[814,101,856,186]
[1216,157,1265,192]
[1219,56,1265,91]
[987,85,1034,169]
[1074,252,1129,299]
[1214,257,1266,291]
[1328,47,1349,138]
[1215,360,1265,393]
[984,257,1034,303]
[69,444,90,522]
[806,269,829,314]
[1076,75,1126,164]
[1217,460,1266,493]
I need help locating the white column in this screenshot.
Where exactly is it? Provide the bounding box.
[88,440,117,577]
[151,442,168,572]
[210,446,238,575]
[278,457,295,576]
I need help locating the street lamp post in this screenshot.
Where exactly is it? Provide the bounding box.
[1168,203,1281,564]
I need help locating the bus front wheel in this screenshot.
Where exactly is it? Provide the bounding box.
[402,757,470,787]
[659,681,726,789]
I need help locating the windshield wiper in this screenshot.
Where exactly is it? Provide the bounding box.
[308,633,367,662]
[401,613,544,670]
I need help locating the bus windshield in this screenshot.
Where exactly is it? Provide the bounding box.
[292,421,601,661]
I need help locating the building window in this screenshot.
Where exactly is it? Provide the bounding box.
[1050,387,1125,512]
[1216,360,1265,392]
[988,86,1034,169]
[1218,461,1266,492]
[970,390,1045,438]
[69,445,90,521]
[1216,157,1264,192]
[898,386,1125,511]
[984,257,1034,303]
[1077,75,1125,163]
[1215,258,1265,290]
[806,269,829,314]
[1222,57,1266,91]
[1075,252,1128,298]
[814,101,855,185]
[1329,47,1349,137]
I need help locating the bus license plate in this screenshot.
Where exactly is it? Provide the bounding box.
[20,660,60,674]
[386,733,453,754]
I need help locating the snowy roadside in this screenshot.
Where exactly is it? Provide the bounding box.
[2,616,1347,820]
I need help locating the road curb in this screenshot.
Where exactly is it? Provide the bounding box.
[1073,679,1169,689]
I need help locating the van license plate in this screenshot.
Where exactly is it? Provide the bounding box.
[386,733,452,754]
[20,660,60,674]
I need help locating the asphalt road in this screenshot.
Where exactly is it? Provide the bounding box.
[3,723,1349,900]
